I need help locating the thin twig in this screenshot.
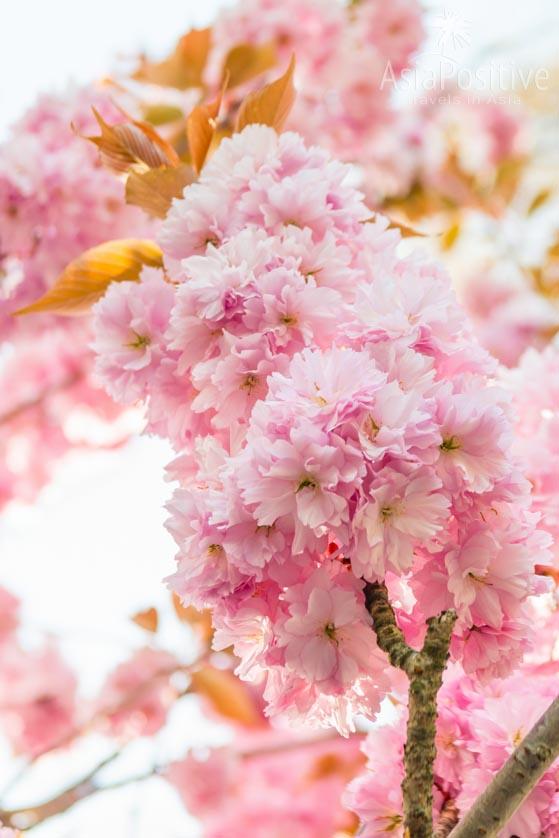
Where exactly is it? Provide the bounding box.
[0,751,121,830]
[0,658,203,798]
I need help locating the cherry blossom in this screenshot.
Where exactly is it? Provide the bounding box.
[89,125,549,733]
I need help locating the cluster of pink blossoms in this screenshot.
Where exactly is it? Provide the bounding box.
[207,0,425,200]
[0,586,179,758]
[416,95,525,203]
[0,88,147,324]
[501,339,559,563]
[0,587,77,757]
[459,208,559,366]
[167,729,362,838]
[208,0,527,204]
[92,125,550,732]
[345,662,559,837]
[0,89,150,508]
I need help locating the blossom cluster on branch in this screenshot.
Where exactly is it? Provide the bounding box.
[346,659,559,837]
[0,0,539,511]
[90,124,550,739]
[0,583,365,836]
[2,0,559,836]
[0,90,150,508]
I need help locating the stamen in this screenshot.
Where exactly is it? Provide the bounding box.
[125,332,151,349]
[440,435,461,452]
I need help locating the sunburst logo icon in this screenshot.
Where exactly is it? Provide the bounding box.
[432,8,472,55]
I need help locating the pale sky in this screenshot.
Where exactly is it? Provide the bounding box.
[0,0,232,136]
[1,0,558,136]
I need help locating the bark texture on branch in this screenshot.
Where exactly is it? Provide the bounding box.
[449,692,559,838]
[434,798,460,837]
[365,582,456,838]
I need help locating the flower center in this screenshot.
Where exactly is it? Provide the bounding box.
[125,332,151,350]
[255,524,275,537]
[240,374,258,393]
[467,572,491,585]
[382,814,404,832]
[313,383,328,407]
[296,476,319,493]
[364,414,380,441]
[440,435,461,452]
[279,313,298,326]
[324,622,337,641]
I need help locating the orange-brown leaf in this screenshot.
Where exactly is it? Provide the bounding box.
[186,85,226,174]
[172,595,213,645]
[134,28,212,90]
[190,665,264,727]
[386,217,431,238]
[222,42,277,89]
[84,109,178,174]
[363,214,432,238]
[126,165,194,219]
[132,607,159,633]
[535,564,559,585]
[14,239,163,316]
[235,55,296,133]
[440,221,461,250]
[527,188,552,215]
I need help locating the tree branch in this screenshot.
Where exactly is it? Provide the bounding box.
[434,796,460,837]
[0,658,204,800]
[364,581,418,672]
[0,692,352,831]
[365,582,456,838]
[0,751,123,830]
[449,693,559,837]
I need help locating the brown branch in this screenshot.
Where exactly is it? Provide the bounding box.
[0,720,357,830]
[435,798,460,837]
[239,729,346,759]
[0,659,203,799]
[449,692,559,837]
[0,751,121,830]
[365,582,456,838]
[0,675,197,830]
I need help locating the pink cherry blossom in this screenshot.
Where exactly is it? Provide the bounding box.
[280,567,374,691]
[92,273,175,404]
[435,390,512,493]
[0,588,19,642]
[0,642,77,757]
[446,525,538,629]
[95,647,179,738]
[353,466,450,578]
[0,88,152,509]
